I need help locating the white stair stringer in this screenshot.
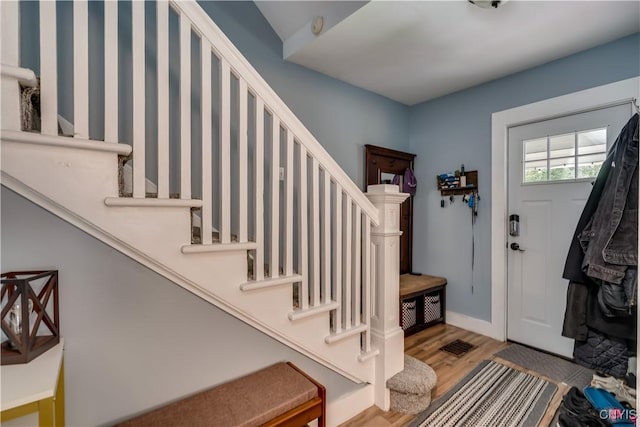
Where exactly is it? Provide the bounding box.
[0,131,375,383]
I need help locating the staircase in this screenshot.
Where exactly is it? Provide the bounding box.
[0,0,406,415]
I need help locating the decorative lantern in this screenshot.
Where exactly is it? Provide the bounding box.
[1,270,60,365]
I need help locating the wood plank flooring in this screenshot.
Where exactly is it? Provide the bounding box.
[339,324,567,427]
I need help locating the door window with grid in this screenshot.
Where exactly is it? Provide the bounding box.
[523,128,607,183]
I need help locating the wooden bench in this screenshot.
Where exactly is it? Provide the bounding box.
[400,274,447,336]
[117,362,325,427]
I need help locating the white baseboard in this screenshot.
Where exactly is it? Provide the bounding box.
[446,311,503,341]
[326,384,374,427]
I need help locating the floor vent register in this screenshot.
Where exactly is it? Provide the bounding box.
[439,339,475,357]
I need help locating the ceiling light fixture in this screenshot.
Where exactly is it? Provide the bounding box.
[468,0,504,9]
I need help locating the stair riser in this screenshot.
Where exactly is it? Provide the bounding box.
[2,141,120,205]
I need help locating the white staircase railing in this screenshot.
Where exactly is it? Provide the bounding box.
[3,0,407,406]
[170,0,379,352]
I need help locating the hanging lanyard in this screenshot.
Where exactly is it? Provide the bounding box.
[470,192,479,294]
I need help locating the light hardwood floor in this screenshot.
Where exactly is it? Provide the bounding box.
[339,324,567,427]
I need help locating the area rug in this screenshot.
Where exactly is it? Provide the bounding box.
[495,343,593,389]
[408,360,557,427]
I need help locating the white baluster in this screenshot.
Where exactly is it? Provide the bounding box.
[254,97,265,281]
[1,1,23,131]
[311,158,320,306]
[343,195,352,327]
[372,240,377,318]
[39,1,58,135]
[1,1,18,66]
[157,0,169,197]
[322,170,331,303]
[238,79,248,242]
[104,0,118,143]
[353,205,362,326]
[73,0,89,138]
[298,144,308,310]
[201,40,213,245]
[363,217,372,352]
[285,131,294,276]
[132,0,145,198]
[180,13,191,199]
[270,114,280,277]
[332,184,343,332]
[219,59,231,243]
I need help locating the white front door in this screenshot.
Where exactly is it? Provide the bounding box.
[507,104,631,357]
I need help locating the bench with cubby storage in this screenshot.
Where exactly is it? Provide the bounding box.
[400,274,447,337]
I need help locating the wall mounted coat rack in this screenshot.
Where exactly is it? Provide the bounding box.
[437,170,478,196]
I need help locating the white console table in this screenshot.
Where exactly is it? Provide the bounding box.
[1,339,65,426]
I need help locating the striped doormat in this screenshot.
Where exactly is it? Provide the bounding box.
[408,360,557,427]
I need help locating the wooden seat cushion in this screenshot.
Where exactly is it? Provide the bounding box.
[118,362,319,427]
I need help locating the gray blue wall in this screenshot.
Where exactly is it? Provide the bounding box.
[409,33,640,321]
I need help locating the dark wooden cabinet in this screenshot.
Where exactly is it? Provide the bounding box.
[364,145,416,274]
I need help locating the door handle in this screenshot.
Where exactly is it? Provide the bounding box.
[510,242,525,252]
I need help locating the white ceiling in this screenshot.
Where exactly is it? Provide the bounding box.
[255,1,640,106]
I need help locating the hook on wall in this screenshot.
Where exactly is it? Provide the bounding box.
[439,191,480,208]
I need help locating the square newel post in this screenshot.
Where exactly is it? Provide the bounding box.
[365,184,409,410]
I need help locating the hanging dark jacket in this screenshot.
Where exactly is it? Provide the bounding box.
[562,113,638,341]
[579,114,638,288]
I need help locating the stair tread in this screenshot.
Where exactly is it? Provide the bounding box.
[2,130,132,155]
[240,274,303,291]
[120,192,181,199]
[241,274,303,285]
[104,197,203,207]
[181,241,258,254]
[289,301,339,321]
[325,324,368,344]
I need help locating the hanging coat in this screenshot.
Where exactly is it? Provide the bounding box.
[562,114,638,342]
